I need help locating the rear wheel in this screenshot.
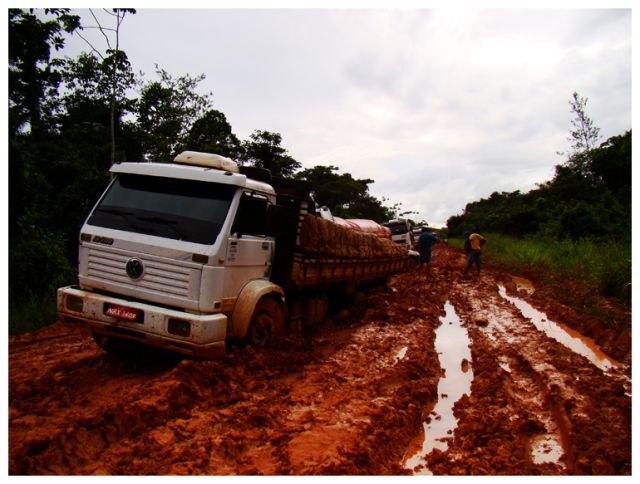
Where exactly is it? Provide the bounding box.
[248,297,285,347]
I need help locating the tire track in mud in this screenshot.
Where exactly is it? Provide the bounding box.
[278,311,439,475]
[451,281,573,473]
[422,272,631,475]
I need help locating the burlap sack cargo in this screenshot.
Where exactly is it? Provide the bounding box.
[299,215,405,259]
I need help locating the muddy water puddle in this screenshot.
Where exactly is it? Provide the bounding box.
[393,346,408,364]
[531,433,564,466]
[403,301,473,475]
[497,285,621,371]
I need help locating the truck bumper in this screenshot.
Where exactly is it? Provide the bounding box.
[57,286,227,359]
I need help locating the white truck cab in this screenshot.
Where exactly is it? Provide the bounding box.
[57,152,282,358]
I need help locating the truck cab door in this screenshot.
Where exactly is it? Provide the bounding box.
[224,192,275,296]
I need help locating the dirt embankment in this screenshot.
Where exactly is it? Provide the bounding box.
[8,244,631,475]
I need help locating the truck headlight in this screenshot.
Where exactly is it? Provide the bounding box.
[65,294,84,313]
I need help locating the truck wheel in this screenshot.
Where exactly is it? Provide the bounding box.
[248,297,285,347]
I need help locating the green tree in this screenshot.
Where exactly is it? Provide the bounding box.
[568,91,601,155]
[182,109,241,158]
[137,67,213,161]
[72,8,137,165]
[60,51,139,168]
[295,165,364,210]
[9,8,80,135]
[588,131,631,204]
[564,92,602,178]
[295,165,394,222]
[239,130,301,177]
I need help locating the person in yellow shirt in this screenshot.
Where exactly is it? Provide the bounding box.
[464,228,486,277]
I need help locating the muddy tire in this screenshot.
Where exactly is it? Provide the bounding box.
[248,297,285,347]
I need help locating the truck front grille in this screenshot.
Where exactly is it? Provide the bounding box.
[86,248,193,299]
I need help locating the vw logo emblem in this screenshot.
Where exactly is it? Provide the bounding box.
[125,258,144,279]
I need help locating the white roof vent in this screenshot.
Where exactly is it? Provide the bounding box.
[173,151,239,172]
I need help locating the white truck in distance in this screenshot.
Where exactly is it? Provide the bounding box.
[383,219,414,249]
[57,151,411,358]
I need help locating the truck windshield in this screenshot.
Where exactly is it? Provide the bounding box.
[87,173,236,245]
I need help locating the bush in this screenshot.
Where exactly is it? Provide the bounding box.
[9,221,76,334]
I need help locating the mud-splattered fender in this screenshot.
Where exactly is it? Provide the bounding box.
[230,279,285,338]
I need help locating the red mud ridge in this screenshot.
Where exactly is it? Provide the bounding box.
[8,244,631,475]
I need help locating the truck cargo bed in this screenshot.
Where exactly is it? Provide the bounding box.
[286,253,408,288]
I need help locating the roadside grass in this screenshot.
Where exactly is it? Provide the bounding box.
[450,233,631,326]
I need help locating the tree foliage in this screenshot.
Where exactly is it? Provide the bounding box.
[446,130,631,240]
[72,8,137,165]
[239,130,301,177]
[294,165,394,222]
[183,109,241,158]
[568,91,601,155]
[60,52,139,168]
[137,67,213,161]
[8,8,80,135]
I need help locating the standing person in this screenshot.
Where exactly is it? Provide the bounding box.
[419,230,438,267]
[464,228,486,277]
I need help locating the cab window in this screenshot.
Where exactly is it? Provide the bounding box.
[232,192,269,236]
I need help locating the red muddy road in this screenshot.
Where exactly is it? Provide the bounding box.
[8,244,631,475]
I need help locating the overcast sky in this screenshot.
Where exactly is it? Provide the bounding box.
[59,5,631,227]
